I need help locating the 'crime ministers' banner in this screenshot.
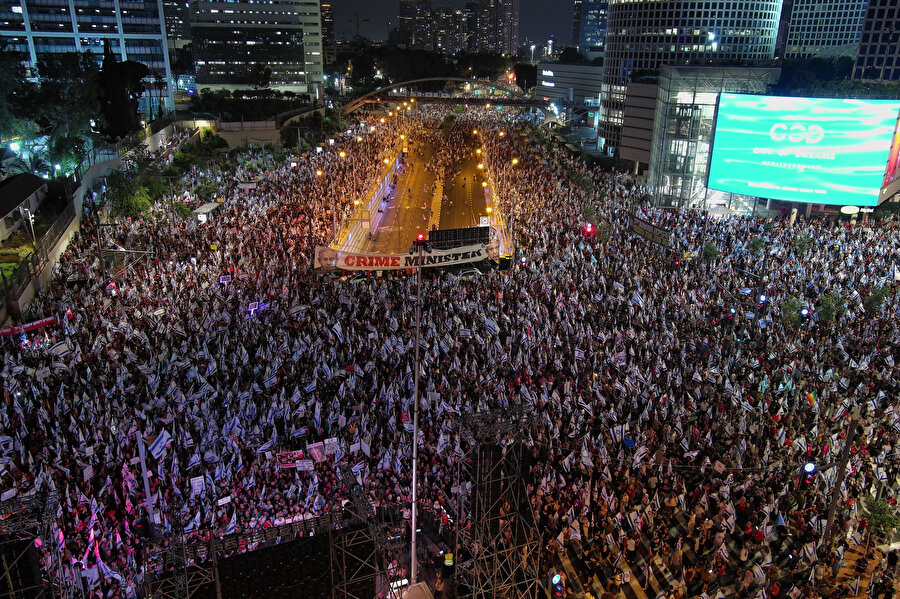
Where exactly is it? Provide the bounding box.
[315,244,489,271]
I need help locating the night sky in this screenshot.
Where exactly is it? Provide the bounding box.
[333,0,574,48]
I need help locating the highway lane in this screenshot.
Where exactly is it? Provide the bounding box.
[439,138,489,230]
[365,134,438,254]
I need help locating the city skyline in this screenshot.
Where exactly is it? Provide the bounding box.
[333,0,569,47]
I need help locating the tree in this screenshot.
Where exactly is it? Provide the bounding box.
[96,40,150,140]
[106,168,151,218]
[0,44,34,142]
[780,296,804,328]
[514,63,536,91]
[794,232,814,255]
[558,47,582,63]
[863,286,891,315]
[702,241,721,260]
[251,62,272,89]
[748,237,765,255]
[863,497,900,543]
[816,292,844,324]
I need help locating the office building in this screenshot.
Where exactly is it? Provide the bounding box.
[646,65,780,209]
[398,0,415,47]
[162,0,191,49]
[463,2,479,52]
[853,0,900,81]
[571,0,582,49]
[474,0,518,55]
[321,2,335,65]
[191,0,323,95]
[783,0,867,59]
[577,0,606,54]
[397,0,432,49]
[434,8,467,56]
[0,0,173,115]
[599,0,782,156]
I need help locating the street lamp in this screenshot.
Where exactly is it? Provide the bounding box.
[530,44,536,63]
[511,158,519,165]
[408,231,429,587]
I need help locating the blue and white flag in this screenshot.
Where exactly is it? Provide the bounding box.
[574,348,585,361]
[225,510,237,535]
[611,424,629,444]
[149,429,172,459]
[332,322,344,343]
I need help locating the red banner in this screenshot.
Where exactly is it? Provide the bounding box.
[0,316,58,337]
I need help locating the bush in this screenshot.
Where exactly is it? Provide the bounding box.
[109,184,151,218]
[702,241,721,260]
[139,175,170,202]
[816,292,844,324]
[175,202,193,218]
[793,233,814,254]
[864,285,891,315]
[780,296,803,328]
[748,238,765,255]
[193,183,216,204]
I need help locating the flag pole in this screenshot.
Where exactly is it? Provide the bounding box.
[136,431,157,526]
[410,239,425,586]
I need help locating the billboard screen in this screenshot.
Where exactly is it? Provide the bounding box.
[707,94,900,206]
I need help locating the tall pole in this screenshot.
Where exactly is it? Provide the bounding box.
[410,240,424,586]
[331,177,337,244]
[823,410,860,548]
[95,221,106,280]
[136,431,156,525]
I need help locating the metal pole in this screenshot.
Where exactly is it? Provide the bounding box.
[136,431,156,525]
[823,411,859,548]
[95,221,106,280]
[410,241,424,586]
[331,177,337,244]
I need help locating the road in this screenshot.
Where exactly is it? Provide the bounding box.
[360,128,489,254]
[439,134,489,230]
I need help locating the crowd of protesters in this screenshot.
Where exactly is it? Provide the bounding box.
[1,106,899,599]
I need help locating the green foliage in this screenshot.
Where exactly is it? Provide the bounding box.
[197,130,228,155]
[170,150,199,173]
[863,497,900,541]
[816,292,844,324]
[0,45,35,142]
[583,203,598,225]
[794,233,814,255]
[161,163,182,178]
[193,183,215,204]
[780,296,804,328]
[748,237,766,255]
[702,241,721,260]
[874,201,900,222]
[863,285,891,315]
[762,222,774,233]
[107,168,151,218]
[174,201,193,218]
[97,45,150,141]
[138,175,169,202]
[189,88,311,121]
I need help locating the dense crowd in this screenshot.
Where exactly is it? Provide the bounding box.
[1,107,899,599]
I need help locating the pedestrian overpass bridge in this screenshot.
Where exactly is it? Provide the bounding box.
[339,77,596,126]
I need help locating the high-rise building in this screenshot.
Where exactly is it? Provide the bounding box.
[853,0,900,81]
[571,0,583,49]
[577,0,606,53]
[0,0,174,115]
[191,0,323,95]
[783,0,867,59]
[398,0,415,47]
[162,0,191,49]
[398,0,432,49]
[600,0,782,156]
[321,1,335,65]
[463,2,479,52]
[414,0,433,50]
[474,0,518,55]
[433,8,467,55]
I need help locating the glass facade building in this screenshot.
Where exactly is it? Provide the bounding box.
[853,0,900,82]
[191,0,322,94]
[600,0,782,156]
[647,65,780,210]
[783,0,867,59]
[0,0,173,114]
[577,0,606,53]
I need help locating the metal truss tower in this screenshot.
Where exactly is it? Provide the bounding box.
[456,406,542,599]
[330,464,404,599]
[0,490,62,599]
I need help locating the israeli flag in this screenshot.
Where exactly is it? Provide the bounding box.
[48,341,71,357]
[459,328,472,338]
[332,322,344,343]
[148,429,172,459]
[611,424,628,444]
[305,379,317,393]
[225,510,236,535]
[574,348,585,361]
[631,292,645,309]
[184,510,200,533]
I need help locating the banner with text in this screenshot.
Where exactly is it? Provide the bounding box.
[315,244,490,271]
[631,216,671,248]
[0,316,58,337]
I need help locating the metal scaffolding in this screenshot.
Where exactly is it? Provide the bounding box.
[330,464,404,599]
[456,406,542,599]
[0,490,61,599]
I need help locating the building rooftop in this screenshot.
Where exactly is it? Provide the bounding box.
[0,172,47,219]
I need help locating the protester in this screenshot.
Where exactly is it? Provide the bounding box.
[1,106,898,599]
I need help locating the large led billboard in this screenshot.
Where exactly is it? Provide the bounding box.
[707,94,900,206]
